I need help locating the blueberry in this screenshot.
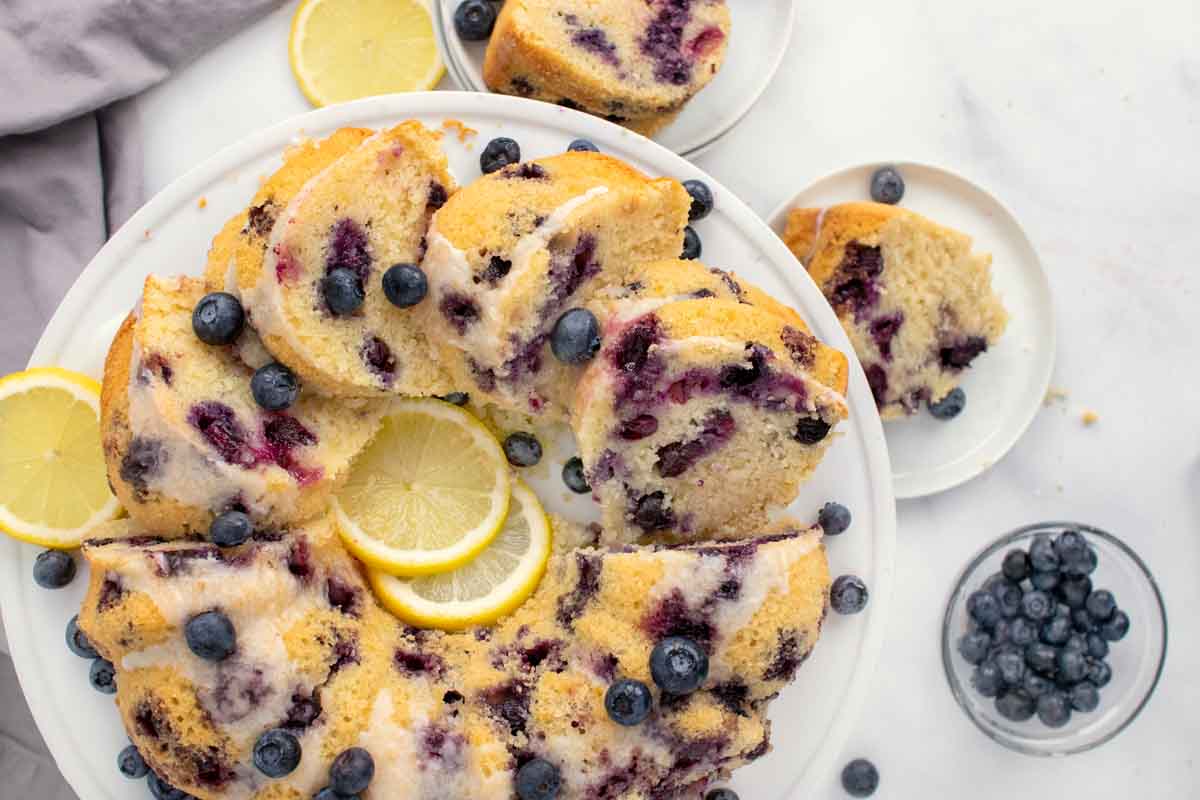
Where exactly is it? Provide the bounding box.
[33,549,76,589]
[995,690,1036,722]
[1022,671,1053,698]
[928,387,966,419]
[1001,549,1031,582]
[90,658,117,694]
[251,362,300,411]
[1024,642,1058,675]
[480,137,521,174]
[971,660,1003,698]
[440,391,470,406]
[185,610,236,662]
[957,630,992,665]
[330,747,375,796]
[1030,569,1060,592]
[992,578,1022,618]
[147,771,191,800]
[705,790,739,800]
[682,179,714,222]
[1020,590,1054,621]
[314,788,352,800]
[453,0,496,40]
[680,225,702,260]
[869,166,905,205]
[604,678,652,726]
[561,456,590,494]
[1053,529,1087,564]
[649,636,709,695]
[1071,607,1096,633]
[118,744,149,779]
[1029,534,1059,573]
[1069,680,1101,713]
[210,510,252,548]
[1099,609,1130,641]
[1036,691,1072,728]
[967,590,1002,630]
[503,432,542,467]
[192,292,245,345]
[567,138,599,153]
[1085,589,1117,621]
[817,502,852,536]
[1063,544,1098,577]
[1085,633,1109,660]
[1087,658,1112,688]
[1008,617,1038,648]
[990,618,1012,646]
[1040,615,1072,646]
[840,758,879,797]
[830,574,869,614]
[320,267,365,316]
[252,729,301,778]
[995,648,1026,686]
[1056,575,1093,609]
[1064,633,1087,653]
[515,757,561,800]
[550,308,602,364]
[382,263,428,308]
[66,615,99,659]
[1056,647,1089,685]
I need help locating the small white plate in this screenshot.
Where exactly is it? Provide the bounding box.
[431,0,795,158]
[767,162,1056,499]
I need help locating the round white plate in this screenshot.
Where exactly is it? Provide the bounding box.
[432,0,794,158]
[767,162,1056,499]
[0,93,893,800]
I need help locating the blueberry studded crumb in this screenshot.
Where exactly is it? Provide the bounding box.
[440,391,470,407]
[869,166,905,205]
[382,263,428,308]
[33,549,75,589]
[841,758,880,797]
[210,510,252,548]
[322,267,365,316]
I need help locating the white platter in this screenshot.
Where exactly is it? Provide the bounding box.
[768,162,1056,500]
[0,93,894,800]
[432,0,795,158]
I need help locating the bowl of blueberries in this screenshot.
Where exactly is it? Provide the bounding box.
[942,522,1166,756]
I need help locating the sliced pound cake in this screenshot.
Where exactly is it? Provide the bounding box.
[783,202,1008,419]
[483,0,731,136]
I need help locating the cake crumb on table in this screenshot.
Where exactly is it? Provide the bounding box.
[197,196,207,209]
[1044,386,1069,406]
[442,119,478,142]
[1081,410,1100,426]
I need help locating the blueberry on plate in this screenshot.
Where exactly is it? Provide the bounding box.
[1056,575,1093,610]
[1030,569,1060,592]
[1099,609,1130,641]
[503,432,542,467]
[840,757,880,798]
[991,578,1022,618]
[705,790,738,800]
[1056,647,1089,684]
[480,137,521,174]
[453,0,496,40]
[550,308,602,364]
[1086,632,1109,660]
[1085,589,1117,621]
[567,138,599,153]
[869,166,905,205]
[90,658,117,694]
[1070,681,1101,713]
[118,743,149,779]
[192,292,245,345]
[561,456,591,494]
[1001,548,1031,582]
[515,757,561,800]
[682,179,714,222]
[650,636,709,695]
[817,501,851,536]
[1040,615,1072,646]
[251,362,300,411]
[957,630,992,665]
[210,510,252,548]
[33,549,76,589]
[322,267,365,316]
[830,574,869,614]
[605,678,653,726]
[1024,642,1059,675]
[1036,690,1072,728]
[1087,658,1112,688]
[928,387,966,419]
[967,589,1002,630]
[680,225,702,260]
[971,660,1004,698]
[66,615,99,659]
[440,391,470,407]
[382,263,428,308]
[1029,533,1059,573]
[254,729,301,778]
[1020,589,1054,621]
[1022,671,1053,698]
[995,689,1036,722]
[330,747,375,796]
[185,610,237,662]
[1007,616,1038,648]
[994,648,1026,686]
[147,771,191,800]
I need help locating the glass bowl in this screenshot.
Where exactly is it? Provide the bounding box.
[942,522,1167,756]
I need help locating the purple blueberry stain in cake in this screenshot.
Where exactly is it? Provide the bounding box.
[500,162,550,180]
[610,316,666,408]
[588,449,624,485]
[763,630,807,682]
[476,256,512,286]
[286,538,313,582]
[870,312,904,361]
[283,688,322,730]
[618,414,659,441]
[690,288,716,298]
[439,291,481,334]
[325,577,361,616]
[325,218,372,282]
[709,681,749,717]
[545,234,599,312]
[360,335,397,385]
[939,335,988,369]
[468,358,497,392]
[328,634,360,674]
[422,725,466,768]
[631,490,676,532]
[510,76,536,96]
[443,690,464,705]
[687,25,725,57]
[521,640,564,670]
[274,244,301,284]
[556,552,603,627]
[654,408,735,478]
[828,242,884,318]
[744,737,771,760]
[571,26,620,66]
[134,699,236,788]
[246,201,278,238]
[133,700,163,739]
[592,653,620,682]
[640,0,696,85]
[642,588,714,644]
[188,402,257,467]
[498,333,548,386]
[139,353,174,386]
[98,574,125,610]
[427,181,448,210]
[262,414,323,486]
[120,437,165,500]
[780,326,817,369]
[864,363,889,406]
[709,267,744,301]
[201,662,274,724]
[479,680,531,735]
[394,648,447,678]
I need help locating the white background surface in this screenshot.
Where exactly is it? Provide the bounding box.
[22,0,1200,796]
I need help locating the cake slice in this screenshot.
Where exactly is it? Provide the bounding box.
[483,0,731,136]
[783,202,1008,419]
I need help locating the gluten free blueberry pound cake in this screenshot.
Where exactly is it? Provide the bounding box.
[783,202,1008,419]
[483,0,731,136]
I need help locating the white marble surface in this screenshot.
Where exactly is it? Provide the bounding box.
[105,0,1200,795]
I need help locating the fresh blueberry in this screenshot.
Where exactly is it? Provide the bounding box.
[185,610,236,662]
[90,658,117,694]
[567,138,599,153]
[192,292,245,346]
[440,391,470,406]
[515,757,561,800]
[971,660,1003,698]
[680,226,702,260]
[550,308,602,364]
[330,747,375,796]
[322,268,364,317]
[1001,549,1031,582]
[604,678,652,726]
[958,630,992,665]
[995,648,1026,686]
[453,0,496,40]
[1087,658,1112,688]
[1053,529,1087,565]
[1008,617,1038,648]
[147,771,190,800]
[382,263,428,308]
[1029,534,1059,573]
[682,179,714,222]
[1024,642,1059,675]
[1085,633,1109,660]
[253,729,301,778]
[66,615,99,659]
[1056,647,1089,684]
[561,456,590,494]
[1070,681,1100,713]
[704,790,739,800]
[1071,607,1096,633]
[33,549,75,589]
[990,618,1012,646]
[1056,575,1093,610]
[503,432,542,467]
[1036,691,1072,728]
[967,590,1002,630]
[1064,633,1087,653]
[840,758,879,798]
[817,502,852,536]
[210,510,252,548]
[995,690,1036,722]
[118,744,149,779]
[831,575,869,614]
[313,787,352,800]
[1099,609,1130,642]
[928,387,966,420]
[992,578,1022,618]
[981,572,1008,593]
[1022,671,1053,698]
[1020,590,1054,622]
[251,362,300,411]
[869,166,905,205]
[1085,589,1117,621]
[1030,569,1060,592]
[1062,544,1098,577]
[480,137,521,174]
[649,636,709,695]
[1040,615,1072,646]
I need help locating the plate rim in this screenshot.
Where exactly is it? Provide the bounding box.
[3,91,895,800]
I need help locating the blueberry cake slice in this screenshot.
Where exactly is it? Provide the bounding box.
[422,151,690,417]
[102,275,384,536]
[783,202,1008,418]
[484,0,731,136]
[247,121,458,397]
[574,297,848,546]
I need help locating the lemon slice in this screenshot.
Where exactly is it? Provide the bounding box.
[333,398,511,575]
[289,0,445,107]
[369,480,552,629]
[0,368,120,548]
